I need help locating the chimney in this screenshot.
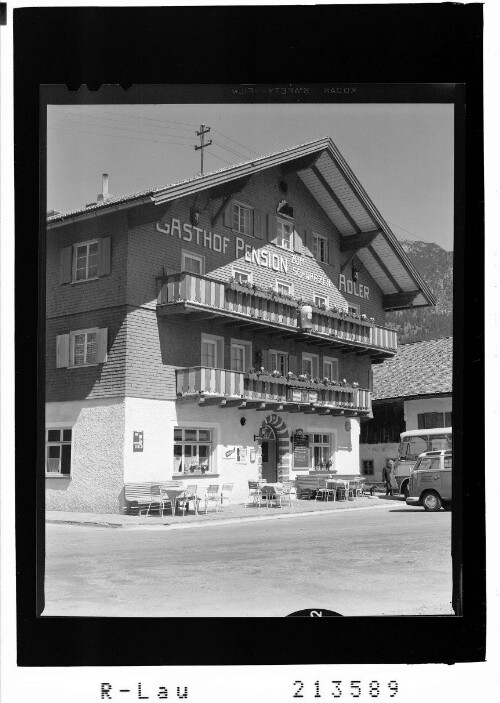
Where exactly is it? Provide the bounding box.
[96,173,112,202]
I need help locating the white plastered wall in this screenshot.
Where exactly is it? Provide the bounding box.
[404,396,452,430]
[45,398,125,513]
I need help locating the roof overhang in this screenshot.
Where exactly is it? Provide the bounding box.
[47,136,436,310]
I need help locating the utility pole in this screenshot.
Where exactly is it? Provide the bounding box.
[194,124,212,175]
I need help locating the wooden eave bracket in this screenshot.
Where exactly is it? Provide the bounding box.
[209,176,252,227]
[340,229,381,254]
[383,291,420,310]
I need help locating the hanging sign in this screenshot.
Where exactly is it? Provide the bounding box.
[292,430,309,468]
[133,431,144,452]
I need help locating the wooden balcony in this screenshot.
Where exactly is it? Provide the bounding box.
[175,367,372,416]
[158,272,397,359]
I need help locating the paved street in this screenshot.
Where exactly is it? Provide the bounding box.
[43,503,453,617]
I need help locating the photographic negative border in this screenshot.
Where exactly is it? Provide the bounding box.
[14,5,484,666]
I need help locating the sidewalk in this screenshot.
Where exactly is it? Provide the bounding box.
[46,494,404,530]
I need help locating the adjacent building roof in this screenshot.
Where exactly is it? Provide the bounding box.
[46,136,436,310]
[372,337,453,401]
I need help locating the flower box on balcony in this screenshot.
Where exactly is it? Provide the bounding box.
[309,304,374,327]
[227,281,299,307]
[287,378,355,394]
[246,372,288,384]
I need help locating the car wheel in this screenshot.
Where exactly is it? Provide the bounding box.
[422,491,442,512]
[402,482,410,499]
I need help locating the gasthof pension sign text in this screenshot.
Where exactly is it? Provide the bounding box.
[156,218,369,299]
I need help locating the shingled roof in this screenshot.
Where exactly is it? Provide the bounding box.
[372,337,452,401]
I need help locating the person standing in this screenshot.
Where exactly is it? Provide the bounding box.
[382,459,394,496]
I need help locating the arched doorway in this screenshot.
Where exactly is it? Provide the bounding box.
[261,425,277,482]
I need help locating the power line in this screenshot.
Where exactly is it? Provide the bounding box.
[51,116,194,142]
[385,219,438,245]
[211,128,261,156]
[48,123,193,148]
[54,107,198,130]
[211,139,249,161]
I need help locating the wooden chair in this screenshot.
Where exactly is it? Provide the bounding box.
[277,481,294,508]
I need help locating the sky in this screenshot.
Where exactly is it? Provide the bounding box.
[47,103,454,251]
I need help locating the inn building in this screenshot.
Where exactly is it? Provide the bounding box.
[45,137,435,513]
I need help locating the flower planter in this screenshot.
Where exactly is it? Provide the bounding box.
[309,304,374,327]
[246,373,287,384]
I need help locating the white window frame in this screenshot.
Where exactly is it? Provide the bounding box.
[347,302,360,316]
[69,327,99,368]
[308,430,337,471]
[302,352,319,378]
[232,201,253,236]
[201,333,224,369]
[173,427,214,475]
[269,349,288,376]
[232,267,253,284]
[312,233,328,263]
[275,279,293,296]
[45,425,73,478]
[230,338,252,373]
[322,356,339,382]
[276,217,294,251]
[181,249,205,275]
[313,293,329,308]
[73,238,99,282]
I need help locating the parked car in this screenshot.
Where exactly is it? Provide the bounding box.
[405,449,452,511]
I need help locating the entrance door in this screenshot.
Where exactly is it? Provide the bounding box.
[261,426,277,482]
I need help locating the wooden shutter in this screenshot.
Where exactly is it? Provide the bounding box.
[288,354,298,375]
[267,214,277,244]
[223,200,233,228]
[253,209,264,240]
[328,237,335,267]
[293,228,302,254]
[59,246,72,284]
[97,237,111,276]
[56,334,70,368]
[96,328,108,364]
[260,349,269,371]
[216,338,224,370]
[304,229,313,257]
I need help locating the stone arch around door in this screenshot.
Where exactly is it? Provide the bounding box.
[259,414,290,482]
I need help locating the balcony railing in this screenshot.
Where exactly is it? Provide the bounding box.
[176,366,372,415]
[158,272,397,356]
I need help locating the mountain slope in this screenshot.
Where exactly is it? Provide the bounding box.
[386,239,453,343]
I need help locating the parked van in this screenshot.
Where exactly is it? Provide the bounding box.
[392,427,452,497]
[405,449,452,511]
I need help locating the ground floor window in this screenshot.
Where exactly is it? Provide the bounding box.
[46,428,72,476]
[309,433,333,470]
[362,459,374,476]
[173,428,213,474]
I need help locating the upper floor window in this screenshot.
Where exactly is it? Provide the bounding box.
[232,268,252,284]
[347,302,360,316]
[269,349,288,376]
[276,218,293,251]
[46,428,72,477]
[201,333,223,368]
[233,203,253,236]
[230,339,252,373]
[313,233,328,263]
[322,356,339,382]
[60,237,111,285]
[314,293,328,308]
[182,250,205,275]
[276,280,293,296]
[302,353,319,378]
[74,240,99,281]
[56,327,108,368]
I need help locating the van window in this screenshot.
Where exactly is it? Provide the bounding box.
[416,457,441,471]
[429,435,450,451]
[400,436,428,461]
[444,457,452,469]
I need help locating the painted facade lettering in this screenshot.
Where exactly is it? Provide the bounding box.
[339,273,369,300]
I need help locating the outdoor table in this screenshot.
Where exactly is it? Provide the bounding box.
[260,483,283,507]
[161,487,197,515]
